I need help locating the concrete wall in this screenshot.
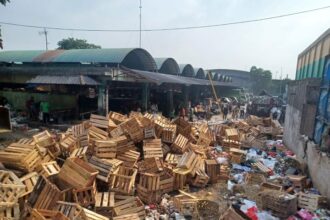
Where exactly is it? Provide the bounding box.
[284,79,330,201]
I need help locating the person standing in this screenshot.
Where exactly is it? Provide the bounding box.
[40,100,50,124]
[222,102,229,120]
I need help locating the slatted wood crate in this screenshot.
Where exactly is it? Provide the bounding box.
[39,161,60,177]
[108,112,128,125]
[143,127,155,139]
[230,148,247,164]
[95,139,117,159]
[173,168,190,190]
[171,134,189,153]
[70,146,90,161]
[177,151,199,171]
[73,181,97,207]
[111,136,129,153]
[287,175,307,190]
[298,192,327,211]
[28,176,65,210]
[220,206,250,220]
[110,125,125,138]
[59,134,77,157]
[191,169,209,188]
[252,162,272,175]
[116,150,140,168]
[161,125,177,143]
[55,201,87,220]
[88,156,122,183]
[245,172,266,185]
[143,139,163,159]
[173,193,199,219]
[30,209,69,220]
[224,129,239,142]
[83,208,109,220]
[58,157,98,189]
[33,130,59,157]
[165,153,182,165]
[173,117,191,137]
[136,184,162,204]
[90,114,109,130]
[112,213,140,220]
[154,119,168,138]
[205,159,220,184]
[113,196,145,219]
[159,168,174,193]
[260,182,283,191]
[0,204,20,220]
[138,173,160,191]
[89,126,109,141]
[120,118,144,143]
[95,191,115,218]
[19,172,39,199]
[0,170,25,206]
[0,143,42,172]
[138,157,163,173]
[110,166,137,195]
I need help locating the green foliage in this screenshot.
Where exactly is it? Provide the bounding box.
[0,0,10,6]
[250,66,272,94]
[57,37,101,50]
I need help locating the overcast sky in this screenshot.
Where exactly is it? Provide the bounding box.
[0,0,329,79]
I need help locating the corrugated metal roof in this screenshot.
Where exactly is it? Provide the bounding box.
[26,75,100,85]
[0,50,45,62]
[154,57,180,75]
[195,68,206,79]
[179,64,195,77]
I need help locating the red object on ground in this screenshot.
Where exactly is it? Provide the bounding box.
[246,207,258,220]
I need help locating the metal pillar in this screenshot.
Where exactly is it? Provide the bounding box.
[97,85,106,116]
[183,86,190,109]
[141,83,149,112]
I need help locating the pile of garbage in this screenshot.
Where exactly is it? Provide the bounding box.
[0,111,328,220]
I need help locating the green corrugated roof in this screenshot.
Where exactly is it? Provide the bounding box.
[0,50,44,62]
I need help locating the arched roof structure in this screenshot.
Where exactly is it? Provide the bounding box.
[179,64,195,77]
[195,68,206,79]
[0,48,157,71]
[154,58,180,75]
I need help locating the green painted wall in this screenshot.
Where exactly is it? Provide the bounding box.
[0,91,76,111]
[296,57,326,80]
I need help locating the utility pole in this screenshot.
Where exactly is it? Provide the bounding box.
[139,0,142,48]
[39,28,49,51]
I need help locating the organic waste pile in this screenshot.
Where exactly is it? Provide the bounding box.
[0,111,328,220]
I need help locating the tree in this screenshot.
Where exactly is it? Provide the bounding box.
[250,66,272,94]
[57,38,101,50]
[0,0,10,6]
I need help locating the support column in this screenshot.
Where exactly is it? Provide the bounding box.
[167,89,174,118]
[141,83,149,112]
[183,86,190,110]
[97,85,106,116]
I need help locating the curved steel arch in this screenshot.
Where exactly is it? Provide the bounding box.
[179,64,195,77]
[154,58,180,75]
[194,67,206,79]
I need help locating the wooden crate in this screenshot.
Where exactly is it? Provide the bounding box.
[230,148,246,164]
[173,194,199,219]
[83,208,109,220]
[159,168,174,193]
[116,150,140,168]
[136,184,162,204]
[171,134,189,153]
[161,125,177,143]
[177,151,199,171]
[220,206,250,220]
[138,172,160,191]
[191,169,209,188]
[0,204,20,220]
[33,131,58,157]
[298,192,327,211]
[58,157,98,189]
[260,182,283,191]
[70,146,90,161]
[111,136,130,153]
[95,140,117,159]
[245,172,266,185]
[113,213,140,220]
[30,209,69,220]
[0,143,42,172]
[110,126,124,138]
[120,118,144,143]
[95,191,115,218]
[138,157,163,173]
[173,117,191,137]
[205,159,220,184]
[173,168,190,190]
[73,181,97,207]
[165,153,182,165]
[154,119,168,138]
[39,161,60,177]
[196,133,212,147]
[113,196,145,219]
[108,112,128,125]
[28,176,65,210]
[252,161,271,175]
[89,126,109,141]
[55,201,87,220]
[143,127,155,139]
[110,166,137,195]
[59,134,77,157]
[143,139,163,159]
[19,172,39,199]
[88,156,122,183]
[287,175,307,189]
[90,114,109,130]
[0,170,25,206]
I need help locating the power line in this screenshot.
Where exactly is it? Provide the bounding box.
[0,5,329,32]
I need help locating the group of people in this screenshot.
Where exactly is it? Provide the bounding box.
[25,97,50,124]
[221,102,247,120]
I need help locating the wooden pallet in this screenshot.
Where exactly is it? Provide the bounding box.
[116,150,140,168]
[19,172,39,199]
[58,157,98,189]
[95,139,117,159]
[95,191,115,218]
[70,146,90,161]
[30,209,69,220]
[113,196,145,219]
[252,162,272,175]
[171,134,189,153]
[298,192,327,211]
[110,166,137,195]
[73,181,97,207]
[83,208,109,220]
[143,139,163,159]
[55,201,87,220]
[0,170,25,206]
[205,159,220,184]
[0,204,20,220]
[165,153,182,165]
[90,114,109,130]
[161,125,177,143]
[88,156,122,183]
[39,161,60,177]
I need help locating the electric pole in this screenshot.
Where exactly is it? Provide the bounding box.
[139,0,142,48]
[39,28,49,51]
